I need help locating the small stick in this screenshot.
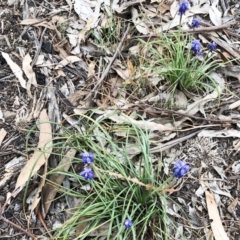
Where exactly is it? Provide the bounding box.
[31,27,47,67]
[144,107,237,124]
[12,149,28,157]
[84,24,130,100]
[207,35,240,60]
[0,215,37,239]
[132,21,236,39]
[171,21,236,33]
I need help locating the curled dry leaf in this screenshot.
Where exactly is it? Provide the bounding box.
[14,109,52,194]
[227,198,238,215]
[55,56,82,69]
[20,19,55,30]
[98,110,174,132]
[209,5,222,26]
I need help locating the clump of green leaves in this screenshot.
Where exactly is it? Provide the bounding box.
[46,113,172,240]
[91,15,122,49]
[139,32,222,96]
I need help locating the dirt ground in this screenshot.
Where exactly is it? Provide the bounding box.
[0,0,240,239]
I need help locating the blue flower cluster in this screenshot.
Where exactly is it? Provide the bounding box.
[178,0,218,55]
[80,167,94,180]
[191,39,217,56]
[173,160,190,178]
[179,0,190,15]
[191,17,201,28]
[79,151,134,229]
[124,219,133,228]
[191,39,202,55]
[80,152,95,164]
[79,152,95,180]
[209,42,217,51]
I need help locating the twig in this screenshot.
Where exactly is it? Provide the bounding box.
[150,130,202,153]
[0,215,37,239]
[31,27,47,67]
[206,35,240,60]
[37,208,53,238]
[84,24,130,100]
[132,21,236,39]
[0,74,15,81]
[171,21,236,33]
[12,149,28,157]
[144,107,238,124]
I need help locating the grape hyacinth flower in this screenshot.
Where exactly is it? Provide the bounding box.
[179,0,190,15]
[124,219,133,229]
[197,51,204,57]
[192,17,201,28]
[80,167,94,180]
[80,152,95,164]
[191,39,202,54]
[208,42,217,51]
[173,160,190,178]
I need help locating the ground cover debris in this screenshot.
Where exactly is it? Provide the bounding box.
[0,0,240,239]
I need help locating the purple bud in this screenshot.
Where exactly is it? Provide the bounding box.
[179,0,190,15]
[192,17,201,28]
[80,152,95,164]
[124,219,133,228]
[173,160,190,178]
[208,42,217,51]
[191,39,202,54]
[79,167,94,180]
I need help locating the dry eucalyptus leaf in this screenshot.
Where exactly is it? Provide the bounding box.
[131,7,150,34]
[42,148,77,218]
[227,198,238,215]
[99,110,174,132]
[0,128,7,146]
[55,56,82,69]
[14,109,52,193]
[229,100,240,109]
[209,5,222,26]
[65,0,72,13]
[22,53,37,87]
[205,191,229,240]
[74,0,95,23]
[1,52,26,89]
[20,19,56,30]
[198,129,240,138]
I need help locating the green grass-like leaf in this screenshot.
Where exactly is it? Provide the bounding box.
[38,112,173,240]
[139,32,223,98]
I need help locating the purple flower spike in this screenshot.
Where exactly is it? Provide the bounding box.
[179,0,190,15]
[173,160,190,178]
[208,42,217,51]
[80,167,94,180]
[191,39,202,54]
[80,152,95,164]
[197,51,204,57]
[124,219,133,229]
[192,17,201,28]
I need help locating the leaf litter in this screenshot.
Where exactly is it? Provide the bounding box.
[0,0,240,239]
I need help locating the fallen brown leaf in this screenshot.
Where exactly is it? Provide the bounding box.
[205,191,229,240]
[1,52,26,89]
[14,109,52,192]
[0,128,7,146]
[20,19,55,30]
[41,148,77,218]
